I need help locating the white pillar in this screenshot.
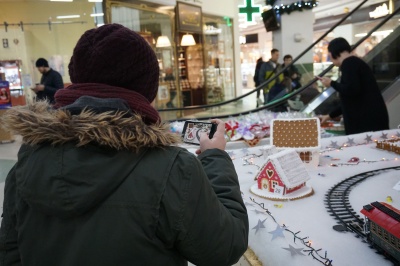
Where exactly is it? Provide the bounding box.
[272,9,314,64]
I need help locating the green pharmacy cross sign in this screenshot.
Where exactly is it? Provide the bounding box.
[239,0,261,22]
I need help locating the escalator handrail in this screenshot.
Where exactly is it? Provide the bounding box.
[158,0,368,113]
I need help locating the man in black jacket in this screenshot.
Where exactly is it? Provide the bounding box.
[318,37,389,134]
[33,58,64,104]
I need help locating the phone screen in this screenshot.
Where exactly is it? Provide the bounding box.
[181,121,217,145]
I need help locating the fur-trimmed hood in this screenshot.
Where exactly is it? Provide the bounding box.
[1,101,181,151]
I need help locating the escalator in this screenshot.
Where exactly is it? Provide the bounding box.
[158,1,400,126]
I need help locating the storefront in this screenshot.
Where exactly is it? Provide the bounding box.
[0,0,239,110]
[0,0,104,105]
[105,0,237,109]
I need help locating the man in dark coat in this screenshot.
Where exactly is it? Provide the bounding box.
[0,24,249,266]
[33,58,64,104]
[318,37,389,135]
[258,49,284,105]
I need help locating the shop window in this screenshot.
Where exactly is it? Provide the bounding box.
[111,5,176,109]
[203,15,235,104]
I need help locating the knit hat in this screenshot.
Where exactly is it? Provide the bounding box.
[35,58,49,67]
[68,24,159,103]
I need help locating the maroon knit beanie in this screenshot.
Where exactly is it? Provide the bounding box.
[68,24,159,103]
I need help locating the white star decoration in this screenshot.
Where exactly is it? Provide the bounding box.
[252,218,267,234]
[396,132,400,138]
[347,137,355,146]
[282,244,305,256]
[329,141,339,149]
[365,134,373,143]
[380,132,388,139]
[269,224,286,240]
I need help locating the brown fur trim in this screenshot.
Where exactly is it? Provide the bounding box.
[0,101,182,151]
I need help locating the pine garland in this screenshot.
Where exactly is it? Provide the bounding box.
[266,0,319,15]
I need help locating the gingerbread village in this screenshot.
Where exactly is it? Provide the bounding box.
[250,118,320,201]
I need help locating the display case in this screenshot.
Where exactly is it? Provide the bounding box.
[0,60,26,106]
[202,15,235,102]
[178,48,187,79]
[186,44,205,105]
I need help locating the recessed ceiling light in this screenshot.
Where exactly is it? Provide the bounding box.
[51,0,73,2]
[56,15,80,19]
[90,13,104,17]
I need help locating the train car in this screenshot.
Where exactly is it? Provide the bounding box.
[361,201,400,263]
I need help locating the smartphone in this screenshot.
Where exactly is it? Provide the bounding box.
[181,121,217,145]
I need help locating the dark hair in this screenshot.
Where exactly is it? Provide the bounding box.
[256,57,263,63]
[328,37,351,59]
[283,54,292,60]
[35,58,49,67]
[271,48,279,55]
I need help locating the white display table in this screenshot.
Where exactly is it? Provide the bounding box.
[186,129,400,266]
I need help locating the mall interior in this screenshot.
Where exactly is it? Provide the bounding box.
[0,0,400,265]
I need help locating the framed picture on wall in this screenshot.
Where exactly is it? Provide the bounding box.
[176,2,202,33]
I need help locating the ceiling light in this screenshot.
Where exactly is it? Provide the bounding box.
[51,0,73,2]
[355,30,393,38]
[90,13,104,17]
[56,15,80,19]
[180,34,196,46]
[88,0,103,2]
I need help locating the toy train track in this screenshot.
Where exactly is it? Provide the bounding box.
[325,166,400,238]
[325,166,400,264]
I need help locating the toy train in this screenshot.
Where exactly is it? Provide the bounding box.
[361,201,400,264]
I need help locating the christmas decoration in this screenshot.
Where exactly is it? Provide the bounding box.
[252,218,267,234]
[265,0,319,15]
[249,197,333,265]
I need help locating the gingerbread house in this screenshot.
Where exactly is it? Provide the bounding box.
[270,117,321,168]
[250,149,313,200]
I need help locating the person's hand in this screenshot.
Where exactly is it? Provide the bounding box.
[316,76,331,88]
[318,114,331,124]
[34,84,45,92]
[195,119,226,155]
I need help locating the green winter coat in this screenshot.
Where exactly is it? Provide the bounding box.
[0,101,248,266]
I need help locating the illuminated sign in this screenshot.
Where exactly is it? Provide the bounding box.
[239,0,261,22]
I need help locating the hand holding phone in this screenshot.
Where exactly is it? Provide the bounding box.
[181,120,217,145]
[196,119,226,154]
[316,76,332,87]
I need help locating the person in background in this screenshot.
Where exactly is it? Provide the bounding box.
[33,58,64,104]
[267,77,292,112]
[318,37,389,135]
[164,67,176,108]
[253,57,264,107]
[258,48,284,105]
[0,24,248,266]
[282,54,302,90]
